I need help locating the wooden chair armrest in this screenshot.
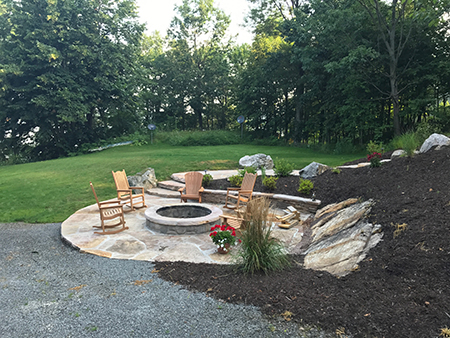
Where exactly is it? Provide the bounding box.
[199,187,204,192]
[178,187,185,192]
[98,200,121,206]
[129,186,144,190]
[237,190,253,194]
[226,187,241,191]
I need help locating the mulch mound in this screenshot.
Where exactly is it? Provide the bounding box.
[155,148,450,338]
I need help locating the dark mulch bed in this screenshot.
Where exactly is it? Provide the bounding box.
[155,148,450,338]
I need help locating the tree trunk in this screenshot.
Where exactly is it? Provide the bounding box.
[390,76,401,136]
[295,84,304,143]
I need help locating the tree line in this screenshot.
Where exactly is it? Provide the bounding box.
[1,0,450,162]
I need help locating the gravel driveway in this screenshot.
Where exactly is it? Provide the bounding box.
[0,223,331,337]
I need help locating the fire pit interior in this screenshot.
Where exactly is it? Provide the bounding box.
[145,203,222,235]
[156,205,211,218]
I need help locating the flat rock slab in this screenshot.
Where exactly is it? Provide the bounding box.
[157,180,185,191]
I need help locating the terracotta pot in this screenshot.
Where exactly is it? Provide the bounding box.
[217,243,231,254]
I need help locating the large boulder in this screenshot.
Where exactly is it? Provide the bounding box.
[299,162,330,179]
[419,133,450,153]
[239,154,273,169]
[127,168,158,192]
[303,198,383,277]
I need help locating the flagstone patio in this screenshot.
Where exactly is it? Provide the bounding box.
[61,194,309,264]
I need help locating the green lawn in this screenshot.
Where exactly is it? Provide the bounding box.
[2,144,363,223]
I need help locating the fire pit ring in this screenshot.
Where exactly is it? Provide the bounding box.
[145,203,222,235]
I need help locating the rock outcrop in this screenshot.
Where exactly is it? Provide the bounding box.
[303,198,383,277]
[128,168,158,192]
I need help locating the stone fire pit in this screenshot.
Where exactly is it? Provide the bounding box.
[145,203,222,235]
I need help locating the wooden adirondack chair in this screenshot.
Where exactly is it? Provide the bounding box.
[90,182,128,235]
[111,170,147,211]
[178,171,204,203]
[224,172,257,210]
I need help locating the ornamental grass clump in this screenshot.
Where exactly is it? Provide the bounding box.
[235,197,290,274]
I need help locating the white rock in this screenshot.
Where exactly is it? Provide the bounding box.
[419,133,450,153]
[239,154,273,169]
[391,149,406,159]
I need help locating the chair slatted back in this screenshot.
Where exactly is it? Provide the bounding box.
[185,172,203,195]
[112,170,130,198]
[240,173,257,197]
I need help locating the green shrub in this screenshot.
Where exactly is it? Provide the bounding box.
[229,175,243,187]
[367,152,382,168]
[415,119,442,144]
[157,130,241,146]
[262,176,278,191]
[332,168,341,174]
[202,174,213,187]
[238,166,257,177]
[366,140,384,154]
[234,198,290,275]
[273,158,294,177]
[298,179,314,195]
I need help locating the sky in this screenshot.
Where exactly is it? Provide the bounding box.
[135,0,254,45]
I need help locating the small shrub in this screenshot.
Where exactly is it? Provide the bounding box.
[415,118,442,144]
[234,198,290,274]
[332,168,341,174]
[366,140,384,154]
[273,158,294,177]
[298,179,314,195]
[202,174,213,187]
[132,139,148,147]
[262,176,278,191]
[238,166,257,177]
[367,152,382,168]
[229,175,243,187]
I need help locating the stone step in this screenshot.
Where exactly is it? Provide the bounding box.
[146,187,180,199]
[158,180,184,191]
